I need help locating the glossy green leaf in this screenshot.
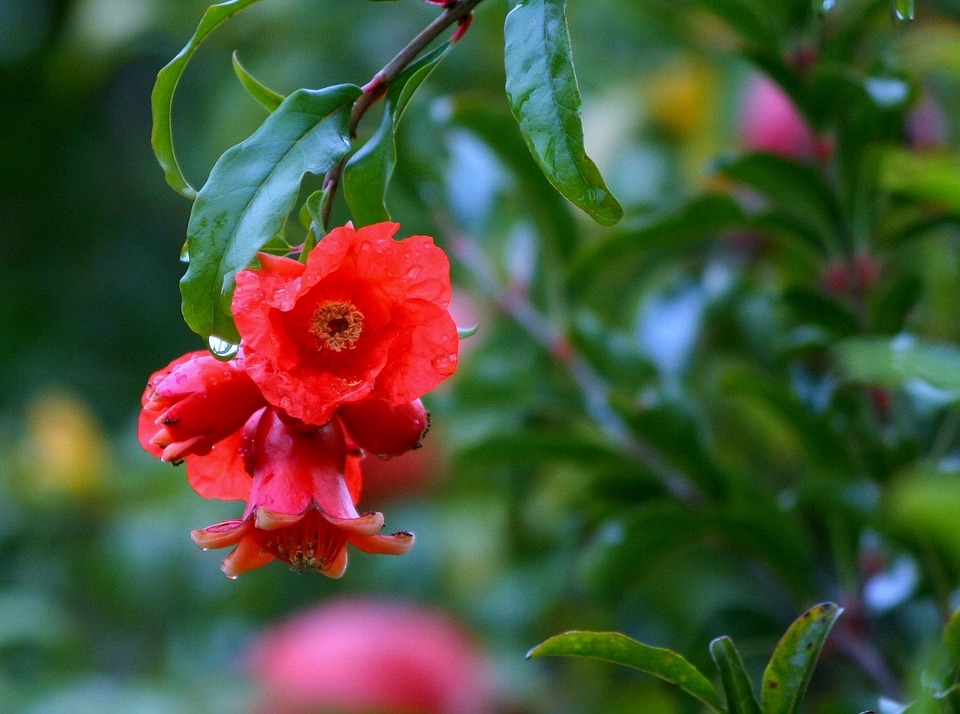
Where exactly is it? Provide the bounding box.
[232,51,285,112]
[151,0,265,199]
[710,637,762,714]
[343,42,451,226]
[181,84,361,341]
[528,631,725,713]
[761,603,842,714]
[834,336,960,394]
[504,0,622,226]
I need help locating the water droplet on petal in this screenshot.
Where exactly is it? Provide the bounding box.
[360,241,372,252]
[208,336,240,361]
[226,574,238,581]
[406,267,422,279]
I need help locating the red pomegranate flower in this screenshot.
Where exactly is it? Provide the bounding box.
[138,350,265,463]
[191,409,411,578]
[232,222,459,426]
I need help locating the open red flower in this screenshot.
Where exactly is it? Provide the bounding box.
[191,409,411,578]
[233,222,459,426]
[138,350,265,462]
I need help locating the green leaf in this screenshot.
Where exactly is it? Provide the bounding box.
[760,603,843,714]
[528,631,725,713]
[151,0,265,199]
[232,51,285,112]
[880,150,960,213]
[944,607,960,675]
[503,0,622,226]
[717,153,843,251]
[834,336,960,394]
[710,637,762,714]
[343,42,451,226]
[181,84,361,341]
[570,194,747,287]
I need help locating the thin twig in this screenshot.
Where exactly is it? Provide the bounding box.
[320,0,485,229]
[450,234,704,506]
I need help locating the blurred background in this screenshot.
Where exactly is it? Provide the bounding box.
[5,0,960,712]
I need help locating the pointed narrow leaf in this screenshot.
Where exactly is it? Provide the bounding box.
[710,637,762,714]
[232,51,285,112]
[528,631,725,712]
[761,603,842,714]
[181,84,361,341]
[504,0,622,225]
[151,0,265,198]
[343,42,451,226]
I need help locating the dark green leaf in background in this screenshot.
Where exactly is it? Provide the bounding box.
[343,42,452,226]
[760,603,842,714]
[528,631,725,712]
[503,0,623,226]
[151,0,266,199]
[181,84,361,342]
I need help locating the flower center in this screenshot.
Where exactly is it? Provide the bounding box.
[255,511,346,574]
[309,301,364,351]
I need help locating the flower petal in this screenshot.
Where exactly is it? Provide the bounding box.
[221,534,275,578]
[191,519,249,550]
[322,511,385,536]
[347,530,415,555]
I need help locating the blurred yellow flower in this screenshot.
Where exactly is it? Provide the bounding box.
[21,391,107,497]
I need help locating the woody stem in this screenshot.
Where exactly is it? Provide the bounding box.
[320,0,486,230]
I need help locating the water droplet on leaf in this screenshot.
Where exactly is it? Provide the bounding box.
[818,0,835,13]
[208,336,239,361]
[892,0,914,20]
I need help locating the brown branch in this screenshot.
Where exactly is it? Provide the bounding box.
[320,0,486,230]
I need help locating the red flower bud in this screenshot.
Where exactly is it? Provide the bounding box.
[138,351,265,462]
[337,398,430,458]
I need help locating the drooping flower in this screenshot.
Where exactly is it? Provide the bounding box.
[232,222,459,426]
[191,409,411,578]
[138,350,265,462]
[246,599,493,714]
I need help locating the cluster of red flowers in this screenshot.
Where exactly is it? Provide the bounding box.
[138,222,459,577]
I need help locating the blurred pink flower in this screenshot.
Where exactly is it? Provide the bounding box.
[246,599,493,714]
[739,74,821,160]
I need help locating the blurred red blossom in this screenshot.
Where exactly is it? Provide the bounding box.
[233,222,459,426]
[246,598,493,713]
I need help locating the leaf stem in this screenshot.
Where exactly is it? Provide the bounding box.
[320,0,486,230]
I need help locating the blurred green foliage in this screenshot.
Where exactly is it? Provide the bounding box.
[6,0,960,712]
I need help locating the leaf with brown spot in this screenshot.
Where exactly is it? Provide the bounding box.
[760,603,842,714]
